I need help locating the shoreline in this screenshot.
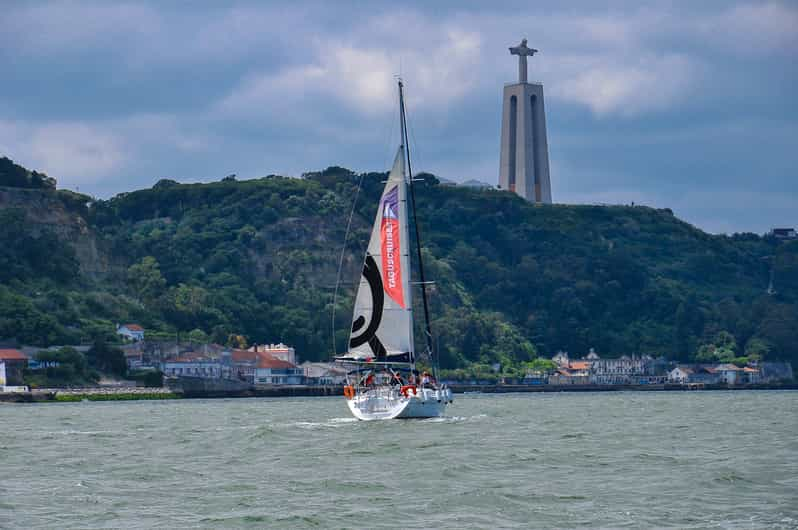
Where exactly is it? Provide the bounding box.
[2,382,796,403]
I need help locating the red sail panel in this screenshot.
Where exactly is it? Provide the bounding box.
[380,185,404,308]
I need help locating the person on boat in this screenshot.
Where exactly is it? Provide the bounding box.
[390,371,403,386]
[362,372,374,387]
[421,371,431,386]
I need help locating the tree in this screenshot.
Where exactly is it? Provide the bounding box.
[228,334,248,349]
[30,347,97,386]
[187,328,209,343]
[0,157,56,189]
[695,330,737,362]
[523,358,557,373]
[743,337,770,361]
[127,256,166,304]
[87,341,127,377]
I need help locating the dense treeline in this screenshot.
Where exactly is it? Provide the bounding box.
[1,157,797,371]
[0,157,56,189]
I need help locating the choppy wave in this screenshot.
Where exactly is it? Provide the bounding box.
[1,391,797,529]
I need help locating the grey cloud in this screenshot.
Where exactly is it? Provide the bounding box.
[0,1,796,234]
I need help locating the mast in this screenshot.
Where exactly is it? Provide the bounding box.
[398,80,436,377]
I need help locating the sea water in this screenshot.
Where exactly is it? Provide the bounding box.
[1,391,796,529]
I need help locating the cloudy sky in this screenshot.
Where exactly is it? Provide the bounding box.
[1,1,796,234]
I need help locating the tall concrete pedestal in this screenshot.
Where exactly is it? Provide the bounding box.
[499,39,552,204]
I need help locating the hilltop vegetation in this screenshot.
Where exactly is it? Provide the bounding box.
[0,156,56,190]
[1,157,797,371]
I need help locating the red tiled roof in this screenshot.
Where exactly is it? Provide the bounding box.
[569,361,590,371]
[232,349,257,363]
[0,349,27,361]
[177,351,209,360]
[122,324,144,331]
[256,353,297,370]
[716,363,743,371]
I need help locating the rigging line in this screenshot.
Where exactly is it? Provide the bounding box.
[403,96,425,182]
[379,91,401,185]
[331,169,366,358]
[403,91,441,377]
[399,80,435,377]
[344,96,399,297]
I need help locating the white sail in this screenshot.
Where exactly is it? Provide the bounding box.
[345,147,414,362]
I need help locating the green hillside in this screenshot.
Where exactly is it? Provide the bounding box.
[2,157,797,370]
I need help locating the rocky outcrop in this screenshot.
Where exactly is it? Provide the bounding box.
[0,187,114,278]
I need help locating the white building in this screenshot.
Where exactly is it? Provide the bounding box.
[117,324,145,342]
[668,366,693,384]
[0,349,28,391]
[714,363,744,385]
[590,355,656,385]
[254,355,303,385]
[743,367,761,384]
[301,362,347,385]
[249,343,296,364]
[552,351,570,367]
[162,356,225,379]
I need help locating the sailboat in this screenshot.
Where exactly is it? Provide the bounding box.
[335,80,453,420]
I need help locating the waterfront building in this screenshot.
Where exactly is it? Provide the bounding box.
[0,349,28,388]
[121,343,146,370]
[231,349,258,382]
[713,363,745,385]
[552,351,570,367]
[117,324,145,342]
[301,362,347,385]
[254,355,303,385]
[759,362,794,382]
[743,366,761,384]
[668,366,721,384]
[548,368,589,385]
[162,354,225,379]
[548,359,591,384]
[249,343,296,364]
[590,355,656,385]
[668,366,692,384]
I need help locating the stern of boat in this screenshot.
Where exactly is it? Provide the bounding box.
[346,385,453,420]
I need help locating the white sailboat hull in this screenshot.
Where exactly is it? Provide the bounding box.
[346,386,453,421]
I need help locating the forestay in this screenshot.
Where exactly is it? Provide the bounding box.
[344,147,414,363]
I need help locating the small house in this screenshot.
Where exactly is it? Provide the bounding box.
[668,366,693,384]
[117,324,145,342]
[254,354,303,385]
[552,351,570,367]
[0,349,28,388]
[743,366,761,384]
[714,363,744,385]
[770,228,797,240]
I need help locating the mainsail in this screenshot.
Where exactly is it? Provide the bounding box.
[344,147,414,362]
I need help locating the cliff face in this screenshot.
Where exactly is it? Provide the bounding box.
[0,187,113,278]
